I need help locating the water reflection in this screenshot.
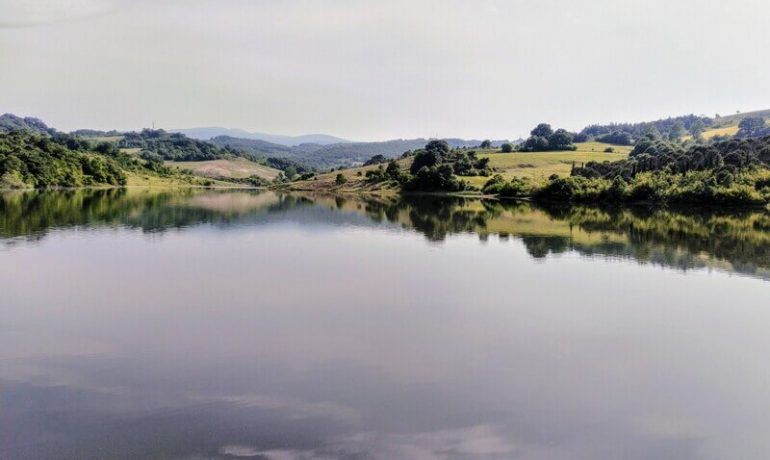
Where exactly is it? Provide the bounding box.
[2,189,770,459]
[3,189,770,279]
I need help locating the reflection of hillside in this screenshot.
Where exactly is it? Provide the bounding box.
[3,189,770,279]
[304,193,770,279]
[0,189,290,241]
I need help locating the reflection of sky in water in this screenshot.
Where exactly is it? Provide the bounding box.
[1,193,770,459]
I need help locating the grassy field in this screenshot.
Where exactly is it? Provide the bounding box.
[711,109,770,127]
[167,158,281,180]
[89,135,124,143]
[463,142,630,187]
[700,125,740,139]
[683,125,740,141]
[286,159,410,193]
[287,142,630,192]
[124,171,240,188]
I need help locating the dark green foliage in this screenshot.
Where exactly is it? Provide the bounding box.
[451,151,490,176]
[629,136,683,158]
[364,160,407,184]
[363,154,388,166]
[365,166,386,182]
[385,160,401,180]
[521,136,550,152]
[531,169,769,205]
[120,129,229,161]
[410,150,442,174]
[482,174,530,197]
[425,139,450,155]
[736,116,770,139]
[576,135,770,182]
[573,133,589,143]
[604,176,628,202]
[716,169,734,186]
[401,141,492,191]
[283,166,298,180]
[299,172,315,181]
[480,140,492,149]
[0,113,56,135]
[0,131,126,188]
[335,173,347,185]
[403,165,467,192]
[501,143,513,153]
[596,131,632,146]
[521,124,577,152]
[531,123,553,138]
[140,152,172,174]
[265,157,311,174]
[548,129,575,150]
[70,129,122,137]
[532,176,606,202]
[94,141,120,156]
[689,119,705,138]
[580,114,712,142]
[739,116,765,132]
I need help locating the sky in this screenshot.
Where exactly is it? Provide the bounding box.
[1,0,770,141]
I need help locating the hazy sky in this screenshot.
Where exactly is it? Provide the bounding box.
[2,0,770,140]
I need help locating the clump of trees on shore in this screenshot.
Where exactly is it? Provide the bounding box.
[0,131,128,188]
[360,140,493,192]
[519,124,578,152]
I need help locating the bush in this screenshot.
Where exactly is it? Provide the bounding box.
[404,165,466,192]
[335,173,347,185]
[716,169,734,186]
[482,174,530,197]
[602,176,628,201]
[410,150,441,174]
[532,176,607,202]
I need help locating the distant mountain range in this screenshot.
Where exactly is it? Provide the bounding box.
[170,127,349,146]
[208,135,509,170]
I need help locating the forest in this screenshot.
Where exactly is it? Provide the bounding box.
[0,131,127,188]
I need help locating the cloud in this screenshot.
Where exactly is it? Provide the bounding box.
[195,392,360,423]
[0,0,121,27]
[247,425,523,460]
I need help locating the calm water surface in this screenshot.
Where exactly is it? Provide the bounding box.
[1,189,769,459]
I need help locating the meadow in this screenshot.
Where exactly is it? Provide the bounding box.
[287,141,630,192]
[167,158,280,180]
[464,141,630,187]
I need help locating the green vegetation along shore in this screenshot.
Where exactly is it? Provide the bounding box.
[4,110,770,207]
[289,117,770,207]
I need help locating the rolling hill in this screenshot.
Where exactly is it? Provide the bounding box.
[0,113,56,135]
[170,127,349,146]
[208,136,509,170]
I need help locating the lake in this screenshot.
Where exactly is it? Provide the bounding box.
[1,189,769,459]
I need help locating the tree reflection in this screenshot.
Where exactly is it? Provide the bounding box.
[2,189,770,279]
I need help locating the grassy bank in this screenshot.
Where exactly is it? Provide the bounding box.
[166,158,281,181]
[285,142,628,194]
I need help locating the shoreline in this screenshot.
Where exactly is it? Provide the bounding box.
[3,184,769,211]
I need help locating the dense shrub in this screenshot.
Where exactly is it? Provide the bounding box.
[404,165,467,192]
[0,131,127,188]
[520,124,577,152]
[120,129,229,161]
[482,174,530,197]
